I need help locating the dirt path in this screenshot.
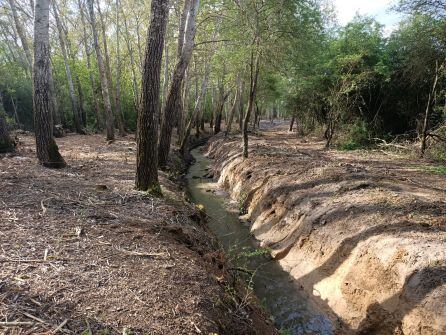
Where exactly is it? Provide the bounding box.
[0,133,276,335]
[206,122,446,334]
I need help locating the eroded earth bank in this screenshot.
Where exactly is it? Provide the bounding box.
[206,124,446,334]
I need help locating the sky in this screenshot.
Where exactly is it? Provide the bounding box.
[333,0,403,31]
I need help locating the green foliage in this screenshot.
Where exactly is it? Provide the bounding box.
[339,121,372,150]
[420,166,446,175]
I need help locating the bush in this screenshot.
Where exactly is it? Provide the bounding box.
[339,121,372,150]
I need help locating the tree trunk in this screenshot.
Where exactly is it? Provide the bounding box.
[226,79,241,136]
[0,96,14,153]
[214,89,229,135]
[9,95,21,127]
[135,0,169,194]
[7,0,33,71]
[180,58,212,154]
[52,2,84,134]
[97,2,125,135]
[33,0,65,168]
[78,0,103,130]
[239,79,245,131]
[158,0,199,169]
[289,114,295,132]
[122,9,140,111]
[115,0,126,136]
[243,39,260,158]
[421,61,442,156]
[87,0,114,141]
[135,16,144,69]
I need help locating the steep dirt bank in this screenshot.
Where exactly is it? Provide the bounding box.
[0,133,277,335]
[206,124,446,334]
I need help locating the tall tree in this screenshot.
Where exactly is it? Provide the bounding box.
[78,0,103,130]
[122,8,140,110]
[33,0,65,168]
[52,2,84,134]
[87,0,114,141]
[135,0,169,193]
[7,0,32,71]
[97,1,125,135]
[243,37,260,158]
[115,0,126,136]
[158,0,199,169]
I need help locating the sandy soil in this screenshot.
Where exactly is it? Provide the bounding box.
[206,122,446,334]
[0,133,277,335]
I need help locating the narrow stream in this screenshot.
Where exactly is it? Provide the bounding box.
[186,147,334,335]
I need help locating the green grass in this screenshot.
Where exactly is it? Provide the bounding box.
[420,166,446,175]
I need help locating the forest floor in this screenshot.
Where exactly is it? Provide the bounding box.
[207,121,446,334]
[0,133,277,335]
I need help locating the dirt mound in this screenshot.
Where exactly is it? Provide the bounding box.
[0,133,277,335]
[206,125,446,334]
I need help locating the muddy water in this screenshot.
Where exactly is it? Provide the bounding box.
[186,148,334,335]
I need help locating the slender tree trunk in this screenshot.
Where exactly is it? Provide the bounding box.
[162,38,170,110]
[173,1,189,139]
[0,96,14,153]
[239,79,245,131]
[9,95,21,127]
[33,0,65,168]
[421,61,442,156]
[180,59,211,154]
[8,0,33,71]
[226,78,240,136]
[214,89,229,135]
[243,39,260,158]
[210,86,215,129]
[87,0,114,141]
[135,0,169,193]
[115,0,126,136]
[97,2,125,135]
[78,0,103,130]
[135,16,144,68]
[122,9,140,111]
[158,0,199,168]
[178,68,190,143]
[52,2,84,134]
[49,57,65,127]
[289,114,295,132]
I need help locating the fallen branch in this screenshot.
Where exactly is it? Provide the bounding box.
[22,312,45,324]
[0,321,34,326]
[51,319,68,334]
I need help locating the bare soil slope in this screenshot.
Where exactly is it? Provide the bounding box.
[207,123,446,334]
[0,133,277,335]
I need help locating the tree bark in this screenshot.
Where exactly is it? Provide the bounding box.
[0,96,14,153]
[243,39,260,158]
[158,0,199,168]
[33,0,65,168]
[122,9,140,111]
[135,0,169,193]
[226,77,241,136]
[52,2,84,134]
[87,0,115,141]
[115,0,126,136]
[78,0,103,130]
[289,114,295,132]
[421,61,442,156]
[97,2,125,135]
[239,79,245,131]
[214,88,229,135]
